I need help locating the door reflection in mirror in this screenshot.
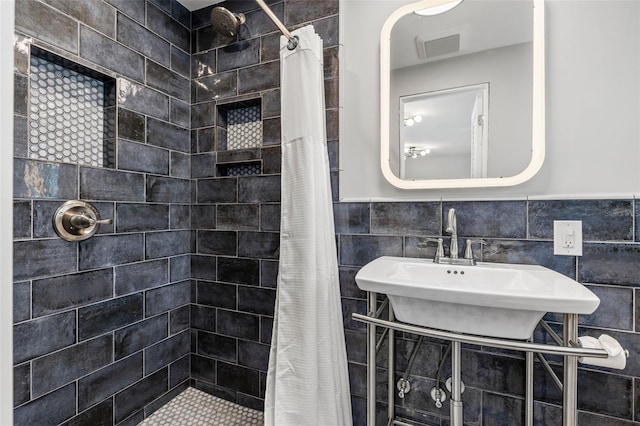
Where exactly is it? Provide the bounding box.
[399,83,489,180]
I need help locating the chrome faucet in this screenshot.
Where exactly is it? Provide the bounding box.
[446,208,458,259]
[424,208,485,265]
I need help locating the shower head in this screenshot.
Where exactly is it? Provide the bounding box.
[210,6,246,38]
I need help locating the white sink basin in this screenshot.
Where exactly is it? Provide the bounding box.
[355,256,600,339]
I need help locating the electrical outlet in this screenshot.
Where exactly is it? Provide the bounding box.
[553,220,583,256]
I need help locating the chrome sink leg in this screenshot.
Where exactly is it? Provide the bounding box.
[388,304,395,424]
[450,341,463,426]
[367,291,377,426]
[563,314,579,426]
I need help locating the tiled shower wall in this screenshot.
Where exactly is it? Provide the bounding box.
[13,0,192,424]
[12,1,640,426]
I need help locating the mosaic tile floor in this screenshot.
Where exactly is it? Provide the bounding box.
[138,387,264,426]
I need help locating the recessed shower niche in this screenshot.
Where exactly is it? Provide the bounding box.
[28,47,116,168]
[215,98,263,176]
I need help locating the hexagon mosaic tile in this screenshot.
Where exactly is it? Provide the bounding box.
[138,387,263,426]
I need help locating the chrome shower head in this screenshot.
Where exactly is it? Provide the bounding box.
[210,6,246,38]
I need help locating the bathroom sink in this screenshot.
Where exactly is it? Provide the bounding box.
[355,256,600,339]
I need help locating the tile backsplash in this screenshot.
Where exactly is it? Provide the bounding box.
[12,0,640,426]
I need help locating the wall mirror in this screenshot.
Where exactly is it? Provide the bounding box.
[380,0,545,189]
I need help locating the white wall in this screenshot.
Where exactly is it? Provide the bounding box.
[340,0,640,201]
[1,0,14,421]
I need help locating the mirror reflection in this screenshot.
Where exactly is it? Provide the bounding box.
[388,0,535,182]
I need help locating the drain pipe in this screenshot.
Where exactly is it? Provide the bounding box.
[450,341,463,426]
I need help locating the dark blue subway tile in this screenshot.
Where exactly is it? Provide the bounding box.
[238,286,275,316]
[78,294,143,341]
[237,231,280,259]
[117,108,145,143]
[170,355,190,388]
[192,49,216,78]
[481,392,525,426]
[339,267,367,300]
[197,331,237,362]
[197,230,237,256]
[171,151,191,179]
[80,167,145,202]
[115,259,169,295]
[339,235,403,267]
[341,298,367,331]
[483,239,575,278]
[145,330,190,375]
[32,335,113,398]
[170,204,190,229]
[217,39,260,72]
[114,368,168,423]
[14,239,77,281]
[80,26,144,83]
[261,146,281,175]
[14,114,28,158]
[14,383,76,426]
[116,203,169,233]
[191,255,217,281]
[42,0,115,38]
[217,361,260,397]
[13,281,30,324]
[191,100,216,128]
[197,178,238,203]
[217,256,259,286]
[170,98,191,129]
[260,316,273,345]
[78,352,143,411]
[171,46,190,78]
[260,260,278,289]
[217,310,259,341]
[114,314,168,360]
[33,200,113,239]
[285,0,338,26]
[146,60,190,102]
[147,3,190,51]
[443,201,527,239]
[15,0,78,54]
[238,61,279,94]
[33,268,113,317]
[191,205,217,229]
[238,340,270,372]
[244,3,284,37]
[105,0,145,23]
[334,203,370,235]
[580,285,633,330]
[14,74,27,116]
[14,158,77,199]
[262,117,281,146]
[13,201,31,239]
[580,243,640,286]
[197,281,237,309]
[259,204,280,232]
[117,140,170,175]
[191,304,217,332]
[191,153,217,179]
[146,281,191,316]
[371,202,440,236]
[117,13,170,66]
[147,176,191,203]
[79,233,144,270]
[60,398,113,426]
[191,354,216,383]
[14,311,76,364]
[529,199,633,241]
[118,79,169,121]
[170,255,191,282]
[238,175,281,203]
[311,15,339,47]
[217,204,259,230]
[170,305,190,334]
[146,230,191,259]
[14,362,30,407]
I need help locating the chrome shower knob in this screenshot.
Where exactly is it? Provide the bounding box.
[53,200,113,242]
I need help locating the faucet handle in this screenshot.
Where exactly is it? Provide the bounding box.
[464,239,486,261]
[419,237,444,261]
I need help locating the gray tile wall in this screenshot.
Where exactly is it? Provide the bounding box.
[14,0,640,425]
[13,0,192,425]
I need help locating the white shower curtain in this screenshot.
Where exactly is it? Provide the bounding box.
[264,26,353,426]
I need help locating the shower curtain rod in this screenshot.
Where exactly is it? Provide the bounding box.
[255,0,299,49]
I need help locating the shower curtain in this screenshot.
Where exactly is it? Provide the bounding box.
[264,26,353,426]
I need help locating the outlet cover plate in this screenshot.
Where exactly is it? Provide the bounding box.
[553,220,583,256]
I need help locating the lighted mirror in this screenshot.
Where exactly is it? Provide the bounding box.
[381,0,545,189]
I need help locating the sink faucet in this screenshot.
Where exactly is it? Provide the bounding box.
[446,208,458,259]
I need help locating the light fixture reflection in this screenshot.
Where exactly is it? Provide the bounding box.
[404,146,431,159]
[403,115,422,126]
[415,0,463,16]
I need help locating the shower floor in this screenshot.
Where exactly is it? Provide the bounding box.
[138,387,263,426]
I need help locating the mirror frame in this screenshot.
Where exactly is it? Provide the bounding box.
[380,0,545,189]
